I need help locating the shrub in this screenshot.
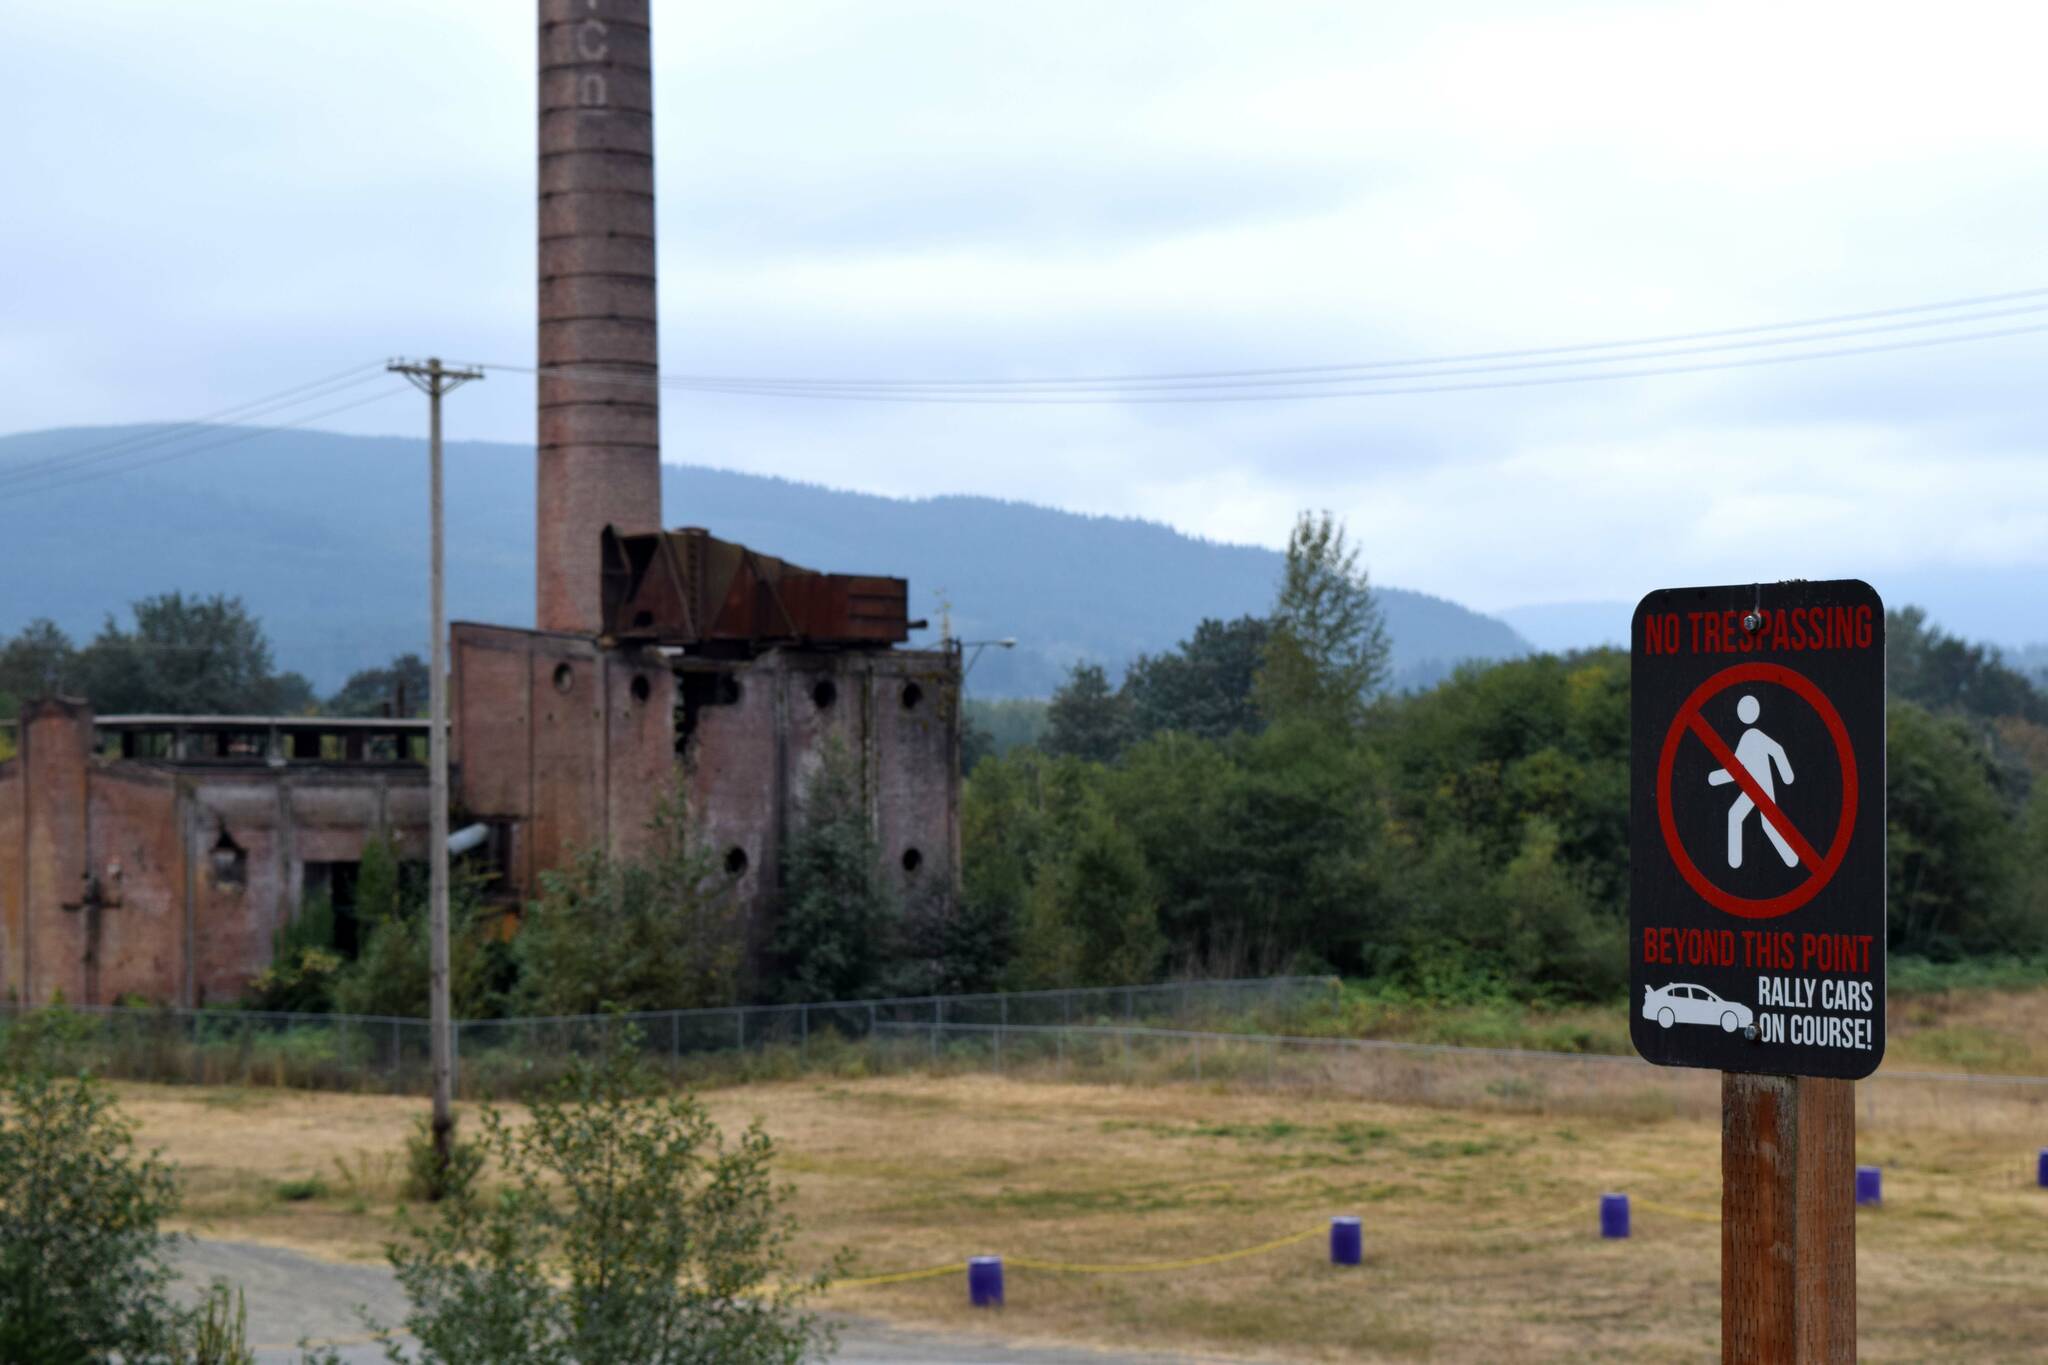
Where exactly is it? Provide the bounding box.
[401,1112,482,1205]
[374,1029,838,1364]
[0,1000,105,1073]
[175,1282,255,1365]
[331,867,504,1021]
[0,1060,186,1362]
[516,781,746,1016]
[244,894,344,1014]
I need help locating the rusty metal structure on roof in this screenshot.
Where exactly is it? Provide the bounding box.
[600,526,916,652]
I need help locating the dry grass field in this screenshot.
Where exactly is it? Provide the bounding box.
[123,1058,2048,1363]
[1294,983,2048,1078]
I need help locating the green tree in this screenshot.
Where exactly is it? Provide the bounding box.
[1102,733,1238,964]
[516,785,747,1016]
[960,709,997,777]
[0,1062,186,1363]
[771,740,896,1003]
[1013,798,1162,988]
[0,619,78,713]
[1887,699,2030,957]
[1123,615,1271,742]
[962,747,1106,989]
[1888,606,2047,725]
[1450,818,1622,999]
[73,592,299,715]
[356,831,402,928]
[1375,652,1630,908]
[371,1031,836,1365]
[269,670,318,716]
[327,653,431,718]
[1354,650,1632,997]
[1105,722,1382,976]
[2020,785,2048,936]
[961,698,1050,758]
[1255,511,1389,730]
[332,875,505,1021]
[891,879,1012,997]
[1043,662,1132,763]
[330,835,506,1020]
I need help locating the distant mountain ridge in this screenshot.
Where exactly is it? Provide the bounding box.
[1497,601,1631,655]
[0,424,1531,697]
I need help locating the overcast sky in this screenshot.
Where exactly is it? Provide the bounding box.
[6,1,2045,643]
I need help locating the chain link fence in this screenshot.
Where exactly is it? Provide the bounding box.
[6,982,2035,1137]
[0,977,1334,1099]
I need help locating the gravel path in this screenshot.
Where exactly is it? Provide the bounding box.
[172,1239,1248,1364]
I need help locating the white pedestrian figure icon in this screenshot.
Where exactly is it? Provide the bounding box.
[1708,694,1797,869]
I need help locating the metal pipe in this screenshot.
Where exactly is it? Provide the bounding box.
[447,822,489,856]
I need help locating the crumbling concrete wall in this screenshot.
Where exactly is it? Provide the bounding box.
[0,700,428,1006]
[452,624,961,956]
[4,700,94,1003]
[175,772,428,1006]
[686,649,961,928]
[82,768,183,1007]
[449,622,674,893]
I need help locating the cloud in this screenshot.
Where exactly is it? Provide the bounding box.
[4,0,2045,644]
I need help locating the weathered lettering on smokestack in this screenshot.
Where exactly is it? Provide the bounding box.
[537,0,661,634]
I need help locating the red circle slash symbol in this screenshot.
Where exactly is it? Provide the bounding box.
[1655,662,1858,920]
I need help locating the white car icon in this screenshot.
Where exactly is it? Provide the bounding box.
[1643,983,1753,1033]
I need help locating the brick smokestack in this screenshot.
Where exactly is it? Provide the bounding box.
[537,0,662,634]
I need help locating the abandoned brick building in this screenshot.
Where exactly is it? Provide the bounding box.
[0,0,961,1006]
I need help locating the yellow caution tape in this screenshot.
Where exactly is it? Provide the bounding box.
[835,1260,973,1288]
[834,1225,1323,1288]
[835,1200,1714,1288]
[756,1199,1734,1298]
[1009,1224,1322,1274]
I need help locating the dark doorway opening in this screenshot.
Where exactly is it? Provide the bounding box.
[303,861,363,958]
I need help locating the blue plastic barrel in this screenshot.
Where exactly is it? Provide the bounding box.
[968,1256,1004,1308]
[2038,1149,2047,1189]
[1330,1215,1362,1266]
[1599,1192,1630,1239]
[1855,1165,1881,1206]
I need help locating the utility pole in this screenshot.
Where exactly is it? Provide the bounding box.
[388,356,482,1173]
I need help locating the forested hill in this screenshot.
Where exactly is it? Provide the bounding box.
[0,424,1529,696]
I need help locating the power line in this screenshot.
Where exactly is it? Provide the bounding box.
[0,362,389,489]
[479,283,2048,394]
[537,300,2048,395]
[0,385,414,502]
[720,299,2048,392]
[480,315,2048,406]
[10,285,2043,484]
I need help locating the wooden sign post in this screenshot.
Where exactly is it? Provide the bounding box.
[1630,582,1884,1365]
[1723,1074,1855,1362]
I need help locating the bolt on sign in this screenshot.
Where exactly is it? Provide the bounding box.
[1630,580,1885,1079]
